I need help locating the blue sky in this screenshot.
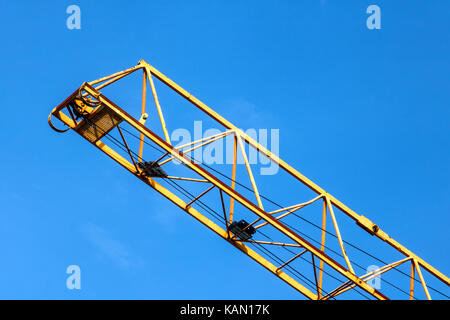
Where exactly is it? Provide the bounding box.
[0,1,449,299]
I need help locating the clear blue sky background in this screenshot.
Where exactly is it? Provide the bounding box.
[0,1,449,299]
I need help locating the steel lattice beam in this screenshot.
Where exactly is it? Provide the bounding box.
[48,60,449,300]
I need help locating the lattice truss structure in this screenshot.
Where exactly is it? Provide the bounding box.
[49,60,449,300]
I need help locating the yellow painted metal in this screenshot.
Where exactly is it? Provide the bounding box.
[410,260,415,300]
[276,249,308,272]
[325,196,355,274]
[117,125,139,171]
[139,69,147,162]
[323,257,412,300]
[173,130,232,150]
[236,133,264,210]
[50,105,317,299]
[186,185,215,208]
[146,66,171,144]
[230,218,261,241]
[318,197,327,299]
[266,195,324,215]
[72,84,389,299]
[166,176,209,183]
[229,135,237,225]
[255,194,323,229]
[88,65,143,86]
[138,60,449,287]
[414,259,431,300]
[48,60,449,300]
[159,131,232,166]
[242,240,304,248]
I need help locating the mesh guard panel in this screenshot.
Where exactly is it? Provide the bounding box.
[75,105,123,143]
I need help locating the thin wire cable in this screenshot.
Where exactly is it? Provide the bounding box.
[280,220,413,299]
[89,118,447,299]
[250,242,326,295]
[256,228,372,300]
[117,123,446,298]
[161,175,328,297]
[86,122,379,299]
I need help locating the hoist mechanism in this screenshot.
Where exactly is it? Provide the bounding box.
[48,60,449,300]
[229,220,256,241]
[138,161,168,178]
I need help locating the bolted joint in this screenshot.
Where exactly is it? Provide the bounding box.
[356,215,379,236]
[139,113,149,124]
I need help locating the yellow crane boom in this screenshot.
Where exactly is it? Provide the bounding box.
[48,60,449,300]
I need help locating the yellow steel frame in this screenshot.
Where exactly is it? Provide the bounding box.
[48,60,449,300]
